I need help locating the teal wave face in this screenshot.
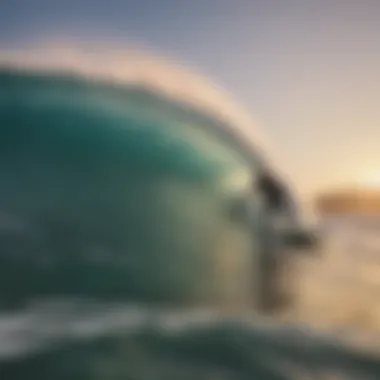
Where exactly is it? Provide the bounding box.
[0,69,261,309]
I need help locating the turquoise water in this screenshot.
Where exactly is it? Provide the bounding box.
[0,68,259,308]
[2,69,380,380]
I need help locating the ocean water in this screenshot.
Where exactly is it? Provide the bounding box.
[291,216,380,330]
[1,67,380,379]
[1,300,380,379]
[2,219,380,380]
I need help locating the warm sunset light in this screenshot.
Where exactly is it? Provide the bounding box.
[362,172,380,189]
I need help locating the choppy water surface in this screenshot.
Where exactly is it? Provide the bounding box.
[1,299,380,379]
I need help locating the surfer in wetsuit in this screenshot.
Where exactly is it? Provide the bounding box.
[255,168,318,313]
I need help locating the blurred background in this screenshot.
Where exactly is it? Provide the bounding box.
[2,1,380,379]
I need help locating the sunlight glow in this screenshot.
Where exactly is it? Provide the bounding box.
[362,172,380,189]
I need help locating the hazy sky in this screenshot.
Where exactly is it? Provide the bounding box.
[2,0,380,198]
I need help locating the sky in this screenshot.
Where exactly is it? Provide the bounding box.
[1,0,380,200]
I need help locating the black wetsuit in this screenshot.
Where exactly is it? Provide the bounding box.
[255,172,294,313]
